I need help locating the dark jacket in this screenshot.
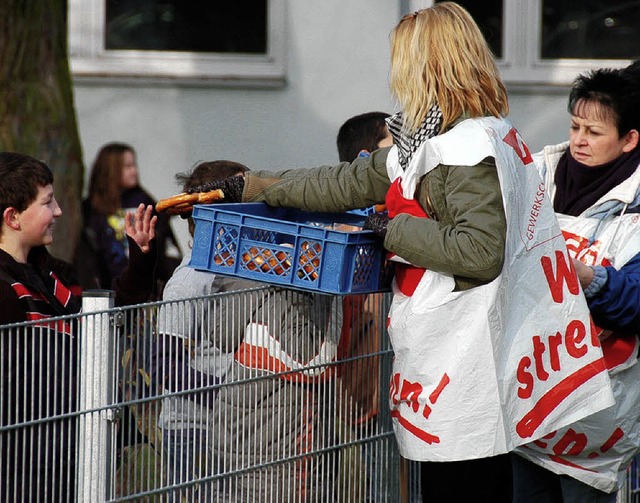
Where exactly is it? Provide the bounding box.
[0,239,156,503]
[75,186,181,297]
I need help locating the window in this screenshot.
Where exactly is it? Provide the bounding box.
[69,0,286,86]
[540,2,640,60]
[433,0,639,85]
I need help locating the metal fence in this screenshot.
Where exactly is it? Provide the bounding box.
[1,285,637,502]
[1,286,424,502]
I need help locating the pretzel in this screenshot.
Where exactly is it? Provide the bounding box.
[155,189,225,214]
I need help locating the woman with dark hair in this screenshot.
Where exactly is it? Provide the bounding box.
[512,67,640,502]
[75,142,181,297]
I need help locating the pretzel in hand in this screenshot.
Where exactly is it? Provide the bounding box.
[156,189,225,215]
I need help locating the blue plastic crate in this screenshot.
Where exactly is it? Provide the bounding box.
[190,203,391,294]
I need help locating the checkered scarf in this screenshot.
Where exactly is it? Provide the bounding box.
[385,104,443,170]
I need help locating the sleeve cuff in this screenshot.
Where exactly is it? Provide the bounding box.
[243,172,285,202]
[583,265,608,298]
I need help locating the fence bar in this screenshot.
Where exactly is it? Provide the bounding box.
[77,290,116,503]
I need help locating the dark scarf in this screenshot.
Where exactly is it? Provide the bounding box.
[386,104,443,170]
[553,147,640,216]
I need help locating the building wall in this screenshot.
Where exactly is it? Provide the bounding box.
[72,2,580,252]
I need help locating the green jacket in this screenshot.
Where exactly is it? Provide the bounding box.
[243,144,506,291]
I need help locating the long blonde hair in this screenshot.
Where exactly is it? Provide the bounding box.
[390,2,508,133]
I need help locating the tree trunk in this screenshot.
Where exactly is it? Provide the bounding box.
[0,0,84,262]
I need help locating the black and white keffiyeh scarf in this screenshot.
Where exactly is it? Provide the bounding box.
[385,104,443,170]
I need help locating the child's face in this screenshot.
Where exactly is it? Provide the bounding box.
[19,184,62,248]
[120,150,139,190]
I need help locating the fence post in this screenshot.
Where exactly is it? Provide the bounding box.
[77,290,116,503]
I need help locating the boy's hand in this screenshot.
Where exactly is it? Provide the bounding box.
[125,203,157,253]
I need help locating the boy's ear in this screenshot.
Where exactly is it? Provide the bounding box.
[623,129,639,152]
[3,207,21,231]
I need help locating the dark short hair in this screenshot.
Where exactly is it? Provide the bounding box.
[175,160,250,236]
[175,160,249,193]
[336,111,391,162]
[622,59,640,82]
[568,68,640,137]
[0,152,53,216]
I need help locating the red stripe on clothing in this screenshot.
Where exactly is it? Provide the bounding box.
[234,343,334,383]
[25,312,73,335]
[12,282,47,301]
[50,272,73,307]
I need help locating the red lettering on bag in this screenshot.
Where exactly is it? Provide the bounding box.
[532,427,625,462]
[532,431,557,448]
[517,357,534,399]
[390,372,401,406]
[502,128,533,165]
[400,379,423,413]
[562,230,613,267]
[516,356,606,438]
[553,428,588,456]
[517,319,595,399]
[541,250,580,303]
[390,372,450,444]
[565,319,588,358]
[530,427,625,471]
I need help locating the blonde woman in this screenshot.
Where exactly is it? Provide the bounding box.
[186,4,594,502]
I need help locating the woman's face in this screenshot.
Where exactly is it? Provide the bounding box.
[569,101,638,167]
[120,150,139,189]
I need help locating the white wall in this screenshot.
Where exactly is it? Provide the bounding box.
[73,1,399,252]
[72,2,577,253]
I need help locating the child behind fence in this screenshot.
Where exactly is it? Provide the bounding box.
[155,161,337,502]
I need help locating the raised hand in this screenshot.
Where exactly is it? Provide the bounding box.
[125,203,157,253]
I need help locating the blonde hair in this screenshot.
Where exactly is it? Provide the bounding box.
[390,2,508,133]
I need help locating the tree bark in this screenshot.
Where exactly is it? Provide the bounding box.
[0,0,84,262]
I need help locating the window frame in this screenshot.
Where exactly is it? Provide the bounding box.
[500,0,632,85]
[68,0,286,87]
[412,0,633,86]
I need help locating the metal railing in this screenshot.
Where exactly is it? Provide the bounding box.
[2,285,636,502]
[2,287,423,502]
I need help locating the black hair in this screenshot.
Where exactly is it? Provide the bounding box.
[622,59,640,83]
[568,68,640,137]
[0,151,53,216]
[175,160,250,236]
[175,160,249,193]
[336,111,391,162]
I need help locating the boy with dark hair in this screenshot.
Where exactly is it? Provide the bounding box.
[336,111,393,162]
[0,151,158,502]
